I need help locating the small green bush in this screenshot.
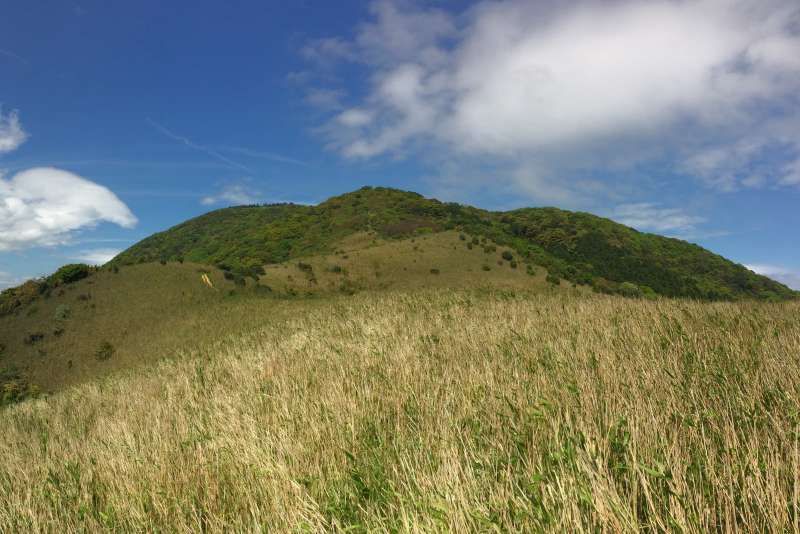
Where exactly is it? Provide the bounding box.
[459,233,466,241]
[1,367,39,406]
[54,304,71,321]
[467,242,473,250]
[501,251,514,261]
[526,265,537,276]
[482,264,491,271]
[24,332,45,345]
[297,262,313,273]
[617,282,643,298]
[50,264,92,285]
[430,268,440,275]
[510,260,518,269]
[546,274,561,285]
[95,341,115,361]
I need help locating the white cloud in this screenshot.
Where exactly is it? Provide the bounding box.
[337,108,374,128]
[201,183,260,206]
[0,167,137,251]
[304,0,800,200]
[611,203,706,234]
[746,264,800,290]
[0,109,28,154]
[73,248,121,265]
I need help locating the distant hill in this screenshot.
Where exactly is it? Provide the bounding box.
[113,186,795,301]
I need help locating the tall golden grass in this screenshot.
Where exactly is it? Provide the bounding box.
[1,290,799,532]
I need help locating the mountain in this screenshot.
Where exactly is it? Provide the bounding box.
[113,186,794,301]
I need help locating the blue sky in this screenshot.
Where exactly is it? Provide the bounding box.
[2,0,799,289]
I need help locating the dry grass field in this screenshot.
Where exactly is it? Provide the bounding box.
[2,289,799,532]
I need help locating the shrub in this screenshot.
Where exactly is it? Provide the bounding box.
[50,264,92,285]
[327,265,343,274]
[430,268,440,275]
[510,260,518,269]
[1,368,39,406]
[526,265,537,276]
[467,242,473,250]
[24,332,45,345]
[546,274,561,285]
[459,233,466,241]
[617,282,643,298]
[502,251,514,261]
[95,341,115,361]
[482,264,491,271]
[297,262,313,273]
[471,236,479,245]
[54,304,71,321]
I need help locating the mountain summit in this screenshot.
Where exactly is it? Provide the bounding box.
[114,186,793,301]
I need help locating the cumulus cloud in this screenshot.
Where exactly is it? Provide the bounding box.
[73,248,122,265]
[0,167,137,251]
[0,109,28,154]
[201,183,261,206]
[611,203,705,234]
[304,0,800,200]
[746,264,800,290]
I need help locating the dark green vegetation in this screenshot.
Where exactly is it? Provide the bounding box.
[113,187,794,301]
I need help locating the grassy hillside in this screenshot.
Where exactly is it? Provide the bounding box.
[0,231,561,400]
[112,186,795,301]
[2,290,798,531]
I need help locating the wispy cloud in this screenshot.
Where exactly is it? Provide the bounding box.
[610,203,706,234]
[0,109,28,154]
[0,49,29,65]
[746,264,800,290]
[146,118,252,173]
[216,146,311,167]
[0,271,29,290]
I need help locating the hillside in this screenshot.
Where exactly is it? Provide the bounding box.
[112,186,795,301]
[0,231,565,399]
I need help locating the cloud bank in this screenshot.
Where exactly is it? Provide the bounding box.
[304,0,800,202]
[0,167,137,251]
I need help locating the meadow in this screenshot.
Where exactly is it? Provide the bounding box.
[1,289,799,532]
